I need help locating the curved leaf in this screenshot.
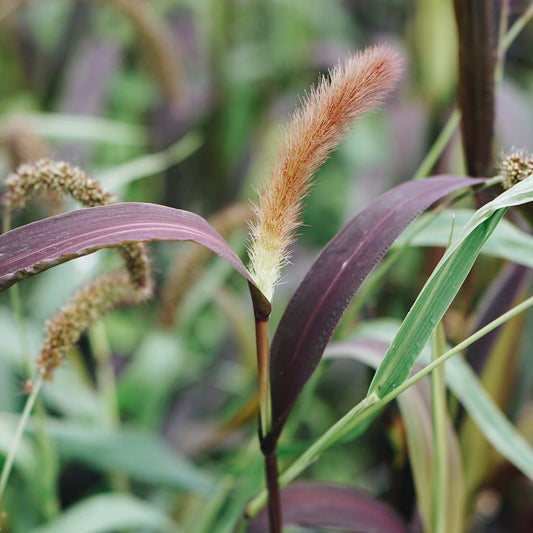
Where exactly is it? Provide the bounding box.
[267,176,483,441]
[325,337,465,533]
[246,482,407,533]
[330,319,533,481]
[398,208,533,268]
[368,174,533,399]
[31,494,176,533]
[0,202,270,319]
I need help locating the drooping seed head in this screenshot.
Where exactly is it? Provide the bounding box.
[248,45,403,300]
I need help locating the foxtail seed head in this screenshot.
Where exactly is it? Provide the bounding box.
[499,150,533,190]
[2,159,154,379]
[248,45,402,301]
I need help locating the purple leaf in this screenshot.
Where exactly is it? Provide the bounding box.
[267,176,483,442]
[246,482,408,533]
[0,202,270,319]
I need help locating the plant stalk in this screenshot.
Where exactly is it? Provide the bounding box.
[264,449,282,533]
[254,317,281,531]
[431,324,448,533]
[246,293,533,517]
[0,373,43,505]
[255,318,272,439]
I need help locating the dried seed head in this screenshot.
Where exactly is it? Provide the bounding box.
[38,272,152,379]
[499,150,533,190]
[1,159,154,379]
[248,45,403,300]
[2,158,115,210]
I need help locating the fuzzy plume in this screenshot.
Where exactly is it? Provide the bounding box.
[248,45,402,301]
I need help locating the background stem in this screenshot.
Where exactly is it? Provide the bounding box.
[264,449,282,533]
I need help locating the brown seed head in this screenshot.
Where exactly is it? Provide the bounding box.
[1,159,154,379]
[248,45,403,300]
[38,272,152,379]
[2,158,115,210]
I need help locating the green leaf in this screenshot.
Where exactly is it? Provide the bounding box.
[30,494,177,533]
[369,176,533,398]
[398,208,533,267]
[0,113,146,145]
[324,333,465,533]
[30,422,214,495]
[332,319,533,481]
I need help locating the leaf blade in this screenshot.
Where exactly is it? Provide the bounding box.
[246,482,407,533]
[369,175,533,399]
[0,202,270,318]
[268,176,483,440]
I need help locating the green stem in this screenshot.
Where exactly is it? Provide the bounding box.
[0,374,43,505]
[89,321,120,425]
[246,294,533,517]
[413,109,461,180]
[3,209,60,518]
[431,324,448,533]
[501,2,533,53]
[494,0,510,84]
[88,321,129,492]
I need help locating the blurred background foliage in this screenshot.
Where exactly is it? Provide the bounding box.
[0,1,533,532]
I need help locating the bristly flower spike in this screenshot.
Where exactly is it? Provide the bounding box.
[248,45,403,301]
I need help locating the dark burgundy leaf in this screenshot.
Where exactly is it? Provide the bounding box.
[0,202,270,319]
[266,176,483,443]
[465,262,530,373]
[453,0,495,176]
[247,482,408,533]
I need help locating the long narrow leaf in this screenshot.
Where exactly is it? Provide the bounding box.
[0,202,270,319]
[325,337,465,533]
[398,209,533,268]
[247,482,407,533]
[267,176,483,441]
[369,175,533,399]
[31,494,176,533]
[28,422,214,495]
[331,319,533,481]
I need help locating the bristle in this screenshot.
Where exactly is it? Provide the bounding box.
[248,45,403,300]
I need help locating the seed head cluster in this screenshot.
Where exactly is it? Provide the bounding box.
[248,45,402,301]
[38,273,151,379]
[499,150,533,190]
[2,159,153,379]
[2,158,115,210]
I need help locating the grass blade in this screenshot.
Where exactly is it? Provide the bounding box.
[267,176,483,442]
[0,202,270,319]
[246,482,407,533]
[368,175,533,399]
